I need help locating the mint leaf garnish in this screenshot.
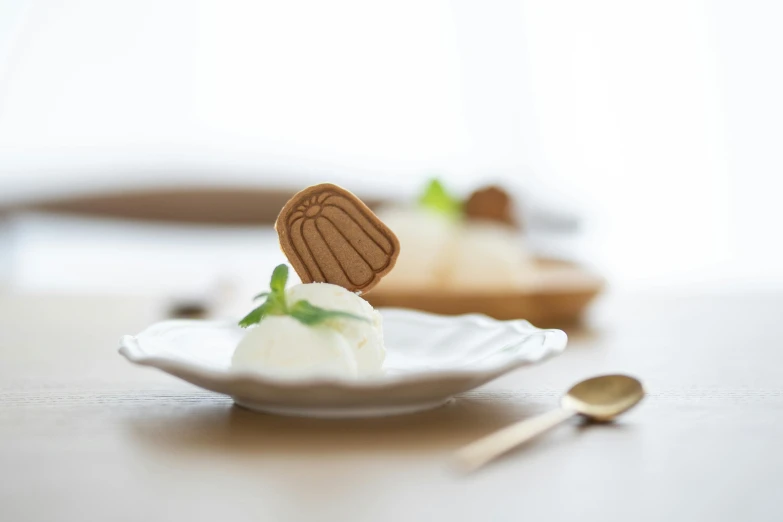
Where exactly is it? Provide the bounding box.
[419,178,462,217]
[269,264,288,295]
[238,301,273,328]
[238,264,290,328]
[238,264,370,329]
[289,300,370,326]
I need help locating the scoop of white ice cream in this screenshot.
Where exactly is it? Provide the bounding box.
[232,315,357,379]
[286,283,385,376]
[232,283,385,379]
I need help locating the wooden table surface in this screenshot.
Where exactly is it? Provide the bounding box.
[1,291,781,521]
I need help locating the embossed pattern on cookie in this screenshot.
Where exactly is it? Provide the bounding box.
[275,184,400,294]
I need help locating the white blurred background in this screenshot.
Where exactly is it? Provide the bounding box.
[1,0,781,299]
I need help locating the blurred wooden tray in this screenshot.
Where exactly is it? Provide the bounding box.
[365,258,603,328]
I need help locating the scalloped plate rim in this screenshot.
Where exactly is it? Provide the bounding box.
[119,308,567,391]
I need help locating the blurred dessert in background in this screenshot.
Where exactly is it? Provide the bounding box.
[369,179,603,326]
[375,179,537,292]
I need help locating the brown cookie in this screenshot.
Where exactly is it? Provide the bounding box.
[464,185,519,228]
[275,183,400,294]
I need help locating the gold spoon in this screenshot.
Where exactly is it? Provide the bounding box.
[455,374,645,472]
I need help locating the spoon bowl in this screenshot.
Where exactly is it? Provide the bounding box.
[561,374,645,422]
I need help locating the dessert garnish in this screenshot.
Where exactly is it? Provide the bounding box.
[418,178,463,218]
[418,178,518,228]
[238,264,368,328]
[464,185,518,228]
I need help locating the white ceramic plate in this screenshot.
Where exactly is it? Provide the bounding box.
[119,308,567,418]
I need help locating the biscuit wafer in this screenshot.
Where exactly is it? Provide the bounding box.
[275,184,400,294]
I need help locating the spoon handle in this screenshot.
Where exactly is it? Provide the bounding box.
[455,407,576,471]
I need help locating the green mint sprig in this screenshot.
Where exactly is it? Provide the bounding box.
[418,178,463,218]
[238,264,369,329]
